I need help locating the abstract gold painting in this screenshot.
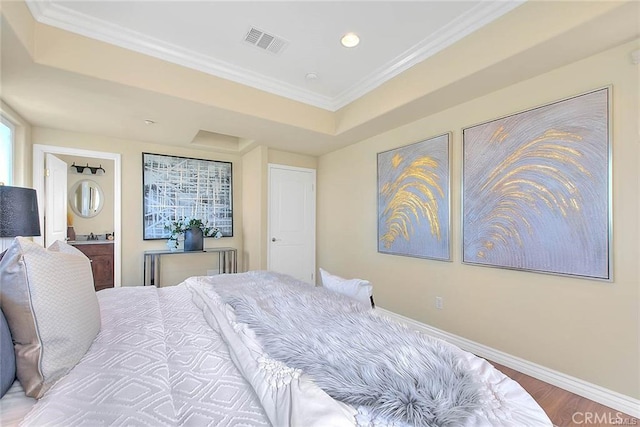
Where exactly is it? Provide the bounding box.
[462,88,610,280]
[378,133,450,260]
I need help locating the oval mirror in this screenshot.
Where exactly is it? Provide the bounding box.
[69,179,104,218]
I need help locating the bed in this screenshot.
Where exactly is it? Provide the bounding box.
[0,238,552,426]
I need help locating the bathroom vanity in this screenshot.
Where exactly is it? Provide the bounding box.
[70,241,114,291]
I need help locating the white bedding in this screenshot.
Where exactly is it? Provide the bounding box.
[186,272,552,427]
[7,272,552,426]
[0,381,36,426]
[20,286,268,426]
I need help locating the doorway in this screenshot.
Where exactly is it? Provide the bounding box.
[267,164,316,284]
[32,144,122,287]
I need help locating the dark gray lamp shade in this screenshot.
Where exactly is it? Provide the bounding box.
[0,186,41,237]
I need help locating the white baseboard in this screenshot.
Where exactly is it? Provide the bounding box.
[376,308,640,418]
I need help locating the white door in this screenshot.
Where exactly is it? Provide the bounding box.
[268,165,316,283]
[45,153,67,246]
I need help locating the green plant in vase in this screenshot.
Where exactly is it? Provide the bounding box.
[165,217,222,251]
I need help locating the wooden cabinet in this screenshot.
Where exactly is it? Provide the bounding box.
[72,243,114,291]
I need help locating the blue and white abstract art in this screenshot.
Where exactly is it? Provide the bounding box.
[143,153,233,239]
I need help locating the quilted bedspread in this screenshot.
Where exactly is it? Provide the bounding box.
[21,285,269,426]
[17,272,552,427]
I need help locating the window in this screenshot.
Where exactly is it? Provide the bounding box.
[0,117,14,185]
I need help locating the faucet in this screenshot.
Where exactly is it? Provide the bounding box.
[88,232,97,241]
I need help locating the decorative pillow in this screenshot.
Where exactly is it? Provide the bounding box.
[0,307,16,398]
[0,237,101,398]
[47,239,88,257]
[319,268,374,307]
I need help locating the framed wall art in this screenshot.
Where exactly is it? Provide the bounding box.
[378,133,451,261]
[462,87,611,280]
[142,153,233,239]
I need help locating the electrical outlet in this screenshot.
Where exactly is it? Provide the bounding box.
[435,296,443,310]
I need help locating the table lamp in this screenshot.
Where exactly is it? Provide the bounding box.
[0,185,41,252]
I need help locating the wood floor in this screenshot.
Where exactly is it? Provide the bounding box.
[489,361,638,427]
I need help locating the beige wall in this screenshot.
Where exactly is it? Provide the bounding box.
[26,129,319,286]
[317,39,640,398]
[57,154,114,237]
[268,149,318,170]
[242,146,268,271]
[30,127,244,287]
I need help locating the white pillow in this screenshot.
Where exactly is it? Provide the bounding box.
[48,239,88,257]
[0,238,100,398]
[319,268,373,306]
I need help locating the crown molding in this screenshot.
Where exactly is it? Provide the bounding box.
[25,0,523,112]
[24,0,48,19]
[24,0,336,110]
[331,0,525,110]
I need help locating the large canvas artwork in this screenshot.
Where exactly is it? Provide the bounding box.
[378,133,451,261]
[462,88,610,280]
[143,153,233,239]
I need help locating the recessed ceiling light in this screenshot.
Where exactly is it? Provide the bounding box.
[144,119,155,125]
[341,32,360,48]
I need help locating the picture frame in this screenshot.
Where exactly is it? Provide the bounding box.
[462,87,611,280]
[142,153,233,239]
[377,133,451,261]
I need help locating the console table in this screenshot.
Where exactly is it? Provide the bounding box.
[143,247,238,287]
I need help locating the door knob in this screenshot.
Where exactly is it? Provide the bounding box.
[271,237,279,242]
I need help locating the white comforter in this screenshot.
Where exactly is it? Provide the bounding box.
[15,272,552,426]
[21,285,269,426]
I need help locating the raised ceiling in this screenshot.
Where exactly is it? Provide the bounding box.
[1,1,638,156]
[25,0,522,111]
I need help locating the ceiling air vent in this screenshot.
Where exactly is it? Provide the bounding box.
[243,26,288,55]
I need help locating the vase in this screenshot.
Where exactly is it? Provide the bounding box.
[184,227,204,251]
[67,226,76,241]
